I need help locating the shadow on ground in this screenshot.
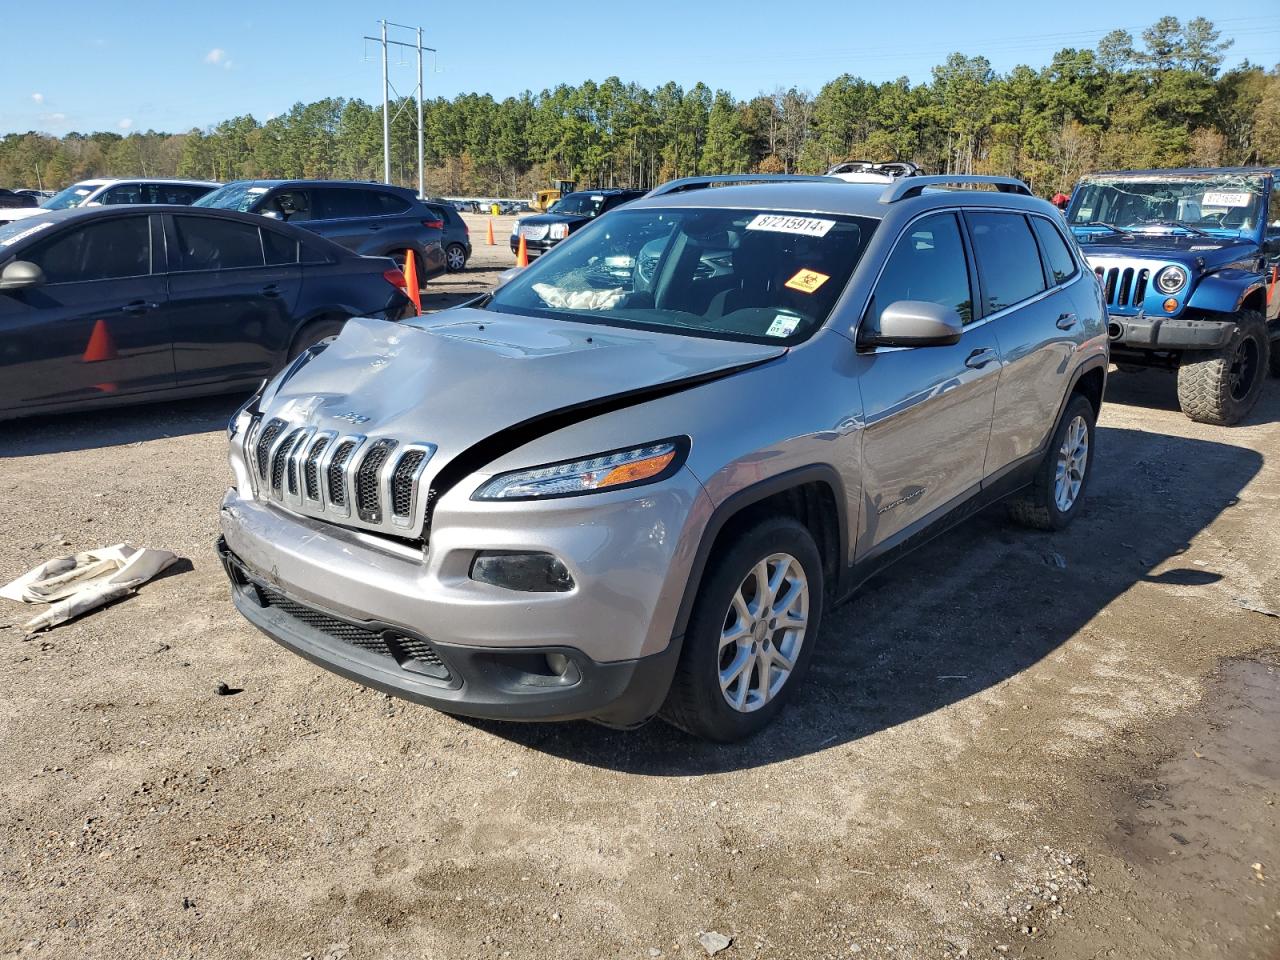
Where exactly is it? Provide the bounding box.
[1,394,243,458]
[469,421,1265,774]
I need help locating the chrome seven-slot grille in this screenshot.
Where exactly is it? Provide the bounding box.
[246,416,436,538]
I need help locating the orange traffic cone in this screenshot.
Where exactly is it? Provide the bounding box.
[82,318,120,393]
[1270,265,1278,306]
[516,233,529,268]
[403,250,422,315]
[486,218,495,246]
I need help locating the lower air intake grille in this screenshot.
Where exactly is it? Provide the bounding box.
[256,584,449,679]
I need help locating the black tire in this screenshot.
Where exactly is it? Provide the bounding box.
[1175,310,1269,425]
[445,243,468,272]
[660,516,824,742]
[287,317,346,362]
[1006,393,1097,532]
[1270,330,1280,379]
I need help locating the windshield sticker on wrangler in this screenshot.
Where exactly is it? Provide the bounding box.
[784,268,830,294]
[1201,191,1251,207]
[745,214,835,238]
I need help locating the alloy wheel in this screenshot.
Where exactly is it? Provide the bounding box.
[1228,336,1259,402]
[1054,415,1089,512]
[718,553,809,713]
[447,245,467,271]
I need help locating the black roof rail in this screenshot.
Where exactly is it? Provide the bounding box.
[645,174,843,198]
[880,175,1032,203]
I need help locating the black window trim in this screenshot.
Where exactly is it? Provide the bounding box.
[21,212,156,286]
[1026,212,1081,288]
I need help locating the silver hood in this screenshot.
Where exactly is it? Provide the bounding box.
[242,309,784,537]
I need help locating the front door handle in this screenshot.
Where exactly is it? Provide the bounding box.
[261,283,282,298]
[1056,312,1078,330]
[120,299,155,315]
[965,347,997,369]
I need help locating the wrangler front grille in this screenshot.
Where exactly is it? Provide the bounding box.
[1096,265,1150,310]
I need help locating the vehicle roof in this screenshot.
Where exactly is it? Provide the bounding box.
[229,179,415,192]
[69,177,220,187]
[627,180,1051,219]
[565,187,643,195]
[1080,167,1279,179]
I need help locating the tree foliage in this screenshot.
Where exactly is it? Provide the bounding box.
[2,18,1276,198]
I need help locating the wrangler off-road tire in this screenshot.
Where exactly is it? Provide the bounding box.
[661,516,824,742]
[1175,310,1269,425]
[1006,393,1097,532]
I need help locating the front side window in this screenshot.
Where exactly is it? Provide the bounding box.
[263,229,298,265]
[171,215,265,271]
[25,217,151,283]
[967,212,1047,313]
[488,207,877,344]
[865,212,973,329]
[1030,216,1078,285]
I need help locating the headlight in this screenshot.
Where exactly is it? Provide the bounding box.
[511,221,520,235]
[474,439,686,500]
[549,223,570,240]
[1154,265,1187,295]
[227,380,266,440]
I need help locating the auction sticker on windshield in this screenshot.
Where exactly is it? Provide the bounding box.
[766,315,801,337]
[746,214,835,237]
[1202,191,1252,207]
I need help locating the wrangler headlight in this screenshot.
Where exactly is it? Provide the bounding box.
[1154,265,1187,295]
[474,439,687,501]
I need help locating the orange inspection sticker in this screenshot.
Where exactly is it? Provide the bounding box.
[785,268,831,294]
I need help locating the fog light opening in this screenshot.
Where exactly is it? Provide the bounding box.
[470,551,575,593]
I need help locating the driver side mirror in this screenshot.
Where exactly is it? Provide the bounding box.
[862,300,963,348]
[0,260,46,292]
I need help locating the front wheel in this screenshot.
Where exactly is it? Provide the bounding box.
[1176,310,1269,425]
[661,516,824,742]
[1006,393,1097,531]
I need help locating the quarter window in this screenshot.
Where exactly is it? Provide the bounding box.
[866,212,973,328]
[1030,216,1077,285]
[171,215,265,271]
[967,212,1047,312]
[263,229,298,265]
[376,192,411,215]
[25,216,151,283]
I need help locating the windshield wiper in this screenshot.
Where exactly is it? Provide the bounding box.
[1076,221,1131,235]
[1132,221,1212,237]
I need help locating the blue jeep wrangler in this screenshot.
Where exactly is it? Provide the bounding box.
[1066,167,1280,425]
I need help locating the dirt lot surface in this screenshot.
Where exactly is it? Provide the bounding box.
[2,230,1278,959]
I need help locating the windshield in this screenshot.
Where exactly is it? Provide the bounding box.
[42,183,99,210]
[548,192,607,217]
[488,207,877,344]
[193,182,269,212]
[1069,174,1267,237]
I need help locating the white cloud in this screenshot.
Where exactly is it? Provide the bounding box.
[204,48,232,69]
[47,113,66,122]
[118,118,133,130]
[31,92,44,104]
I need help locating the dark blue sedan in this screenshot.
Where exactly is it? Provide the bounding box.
[0,206,415,420]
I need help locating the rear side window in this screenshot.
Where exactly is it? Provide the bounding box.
[171,215,265,271]
[99,184,142,205]
[866,212,974,326]
[376,192,411,215]
[314,189,380,220]
[25,216,151,283]
[147,184,211,205]
[967,212,1047,313]
[1029,216,1078,285]
[263,229,298,265]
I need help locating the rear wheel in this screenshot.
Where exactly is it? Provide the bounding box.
[287,317,345,362]
[445,243,468,272]
[661,516,824,742]
[1006,393,1096,532]
[1176,310,1269,425]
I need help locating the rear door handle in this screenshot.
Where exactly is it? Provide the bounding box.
[261,283,282,298]
[1056,312,1078,330]
[965,347,998,369]
[120,299,155,315]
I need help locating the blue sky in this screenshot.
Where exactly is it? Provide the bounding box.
[2,1,1277,135]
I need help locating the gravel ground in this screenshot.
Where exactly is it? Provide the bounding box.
[1,232,1278,959]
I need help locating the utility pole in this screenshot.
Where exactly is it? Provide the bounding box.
[365,20,435,193]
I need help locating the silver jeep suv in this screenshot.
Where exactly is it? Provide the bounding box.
[218,173,1108,742]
